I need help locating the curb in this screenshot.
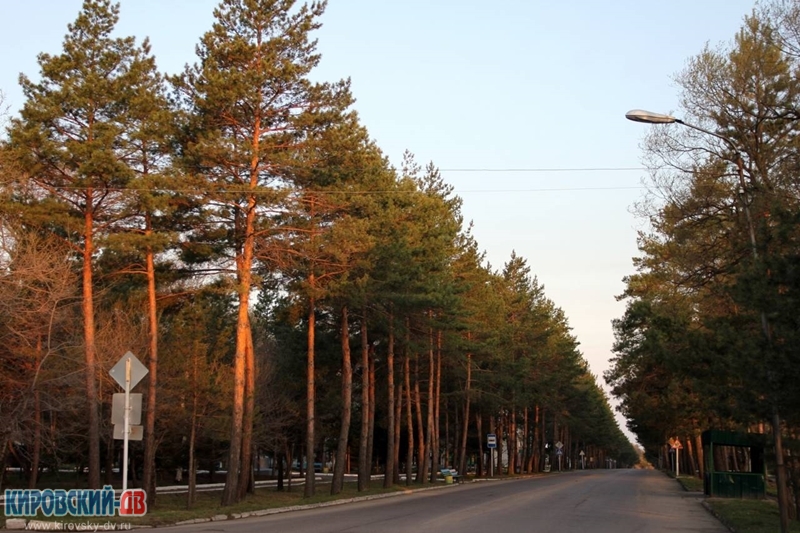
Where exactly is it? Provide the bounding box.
[1,482,464,530]
[172,482,458,526]
[701,500,736,533]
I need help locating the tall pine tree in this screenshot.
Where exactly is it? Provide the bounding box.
[7,0,168,489]
[176,0,352,504]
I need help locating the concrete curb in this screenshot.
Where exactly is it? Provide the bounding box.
[1,482,464,530]
[172,482,459,526]
[701,500,737,533]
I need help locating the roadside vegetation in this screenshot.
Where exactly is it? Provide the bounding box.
[0,0,634,516]
[606,2,800,528]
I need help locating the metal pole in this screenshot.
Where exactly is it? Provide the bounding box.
[123,358,131,492]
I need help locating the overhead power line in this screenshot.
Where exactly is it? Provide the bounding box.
[440,167,646,172]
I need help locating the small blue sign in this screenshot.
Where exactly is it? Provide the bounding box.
[487,433,497,449]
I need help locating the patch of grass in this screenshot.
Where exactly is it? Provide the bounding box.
[3,481,431,528]
[676,475,703,492]
[706,498,800,533]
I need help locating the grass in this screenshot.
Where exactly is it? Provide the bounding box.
[706,498,800,533]
[675,475,704,492]
[666,470,800,532]
[2,481,437,528]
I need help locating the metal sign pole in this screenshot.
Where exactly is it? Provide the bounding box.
[123,358,131,492]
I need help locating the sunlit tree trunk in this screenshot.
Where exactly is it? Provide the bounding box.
[83,207,101,490]
[143,236,158,503]
[238,324,255,499]
[304,286,316,498]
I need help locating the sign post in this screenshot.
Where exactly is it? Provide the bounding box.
[487,434,497,477]
[109,351,148,491]
[555,441,564,472]
[579,450,585,470]
[669,438,683,477]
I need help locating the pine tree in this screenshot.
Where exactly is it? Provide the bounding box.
[176,0,352,504]
[7,0,169,489]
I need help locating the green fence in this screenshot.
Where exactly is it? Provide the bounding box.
[701,430,766,499]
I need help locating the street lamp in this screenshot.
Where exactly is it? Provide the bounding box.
[625,109,679,124]
[626,109,790,533]
[625,109,758,259]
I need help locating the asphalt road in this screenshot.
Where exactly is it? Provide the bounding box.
[164,469,727,533]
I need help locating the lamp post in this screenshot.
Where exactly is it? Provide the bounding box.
[626,109,790,533]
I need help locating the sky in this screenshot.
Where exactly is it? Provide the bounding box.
[0,0,759,442]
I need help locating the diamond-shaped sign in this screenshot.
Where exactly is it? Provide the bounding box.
[111,393,142,426]
[109,351,148,390]
[555,441,564,449]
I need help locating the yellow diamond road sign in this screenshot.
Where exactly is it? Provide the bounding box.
[109,351,149,389]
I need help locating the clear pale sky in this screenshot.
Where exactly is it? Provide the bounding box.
[0,0,758,441]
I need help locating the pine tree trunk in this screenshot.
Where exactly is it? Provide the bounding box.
[490,415,496,476]
[772,410,791,533]
[29,337,42,490]
[384,312,395,488]
[392,356,402,485]
[238,323,255,499]
[423,321,435,483]
[404,348,414,486]
[82,210,101,490]
[358,313,370,491]
[367,350,376,478]
[223,122,261,505]
[304,289,316,498]
[496,414,504,476]
[458,351,471,475]
[143,241,158,504]
[434,331,442,468]
[522,407,529,474]
[104,431,113,486]
[332,306,352,495]
[695,434,704,478]
[187,347,198,509]
[476,414,483,477]
[508,409,516,475]
[276,452,284,492]
[286,444,293,492]
[539,407,546,472]
[414,353,425,483]
[527,405,538,473]
[221,295,246,505]
[685,436,696,477]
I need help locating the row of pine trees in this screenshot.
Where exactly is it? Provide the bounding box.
[606,2,800,525]
[0,0,635,507]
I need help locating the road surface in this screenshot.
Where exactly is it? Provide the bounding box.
[165,469,727,533]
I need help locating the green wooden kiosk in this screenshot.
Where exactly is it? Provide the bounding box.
[701,430,766,499]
